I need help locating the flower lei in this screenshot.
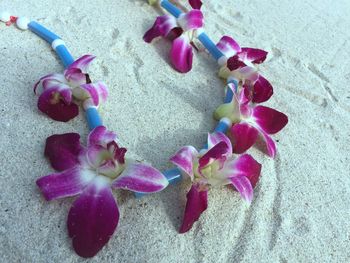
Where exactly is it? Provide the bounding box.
[1,0,288,258]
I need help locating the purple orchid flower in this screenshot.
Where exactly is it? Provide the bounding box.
[34,55,108,122]
[143,8,204,73]
[215,84,288,158]
[170,132,262,233]
[216,36,273,103]
[36,126,169,258]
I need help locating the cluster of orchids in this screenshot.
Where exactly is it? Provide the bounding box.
[144,0,288,233]
[27,0,288,258]
[34,55,108,122]
[34,55,169,257]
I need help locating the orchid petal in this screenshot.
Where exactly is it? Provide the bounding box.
[222,154,262,188]
[112,163,168,193]
[199,141,228,169]
[88,126,117,147]
[115,148,127,163]
[227,55,247,71]
[76,81,108,106]
[143,15,178,43]
[260,131,277,158]
[230,175,253,203]
[170,146,198,179]
[207,132,232,154]
[65,68,88,87]
[177,10,204,31]
[252,75,273,103]
[167,27,184,41]
[45,133,83,171]
[68,55,96,73]
[179,185,208,233]
[107,141,127,164]
[241,48,268,64]
[34,73,66,93]
[216,36,241,58]
[230,123,259,154]
[252,106,288,134]
[189,0,202,9]
[170,35,193,73]
[67,177,119,258]
[41,81,70,94]
[36,167,95,201]
[37,87,78,122]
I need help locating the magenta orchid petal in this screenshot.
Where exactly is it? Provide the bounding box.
[230,123,259,154]
[230,175,253,203]
[143,15,178,43]
[216,36,241,58]
[107,141,127,164]
[78,81,108,106]
[199,141,229,168]
[67,177,119,258]
[36,167,94,201]
[167,27,184,41]
[177,10,204,31]
[189,0,203,9]
[252,75,274,103]
[260,131,277,158]
[57,87,73,104]
[34,73,66,93]
[227,55,247,71]
[112,163,168,193]
[170,35,193,73]
[40,76,67,92]
[252,105,288,134]
[241,48,268,64]
[179,185,208,233]
[225,154,262,188]
[207,132,232,154]
[41,81,69,95]
[45,133,83,171]
[114,147,127,164]
[37,87,79,122]
[64,68,87,86]
[170,146,198,179]
[68,54,96,73]
[88,126,117,147]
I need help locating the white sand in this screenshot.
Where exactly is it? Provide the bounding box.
[0,0,349,262]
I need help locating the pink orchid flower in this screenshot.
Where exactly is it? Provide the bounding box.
[143,8,204,73]
[216,36,273,103]
[170,132,262,233]
[215,85,288,158]
[34,55,108,122]
[36,126,168,258]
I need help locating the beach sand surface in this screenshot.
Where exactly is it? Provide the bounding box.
[0,0,349,262]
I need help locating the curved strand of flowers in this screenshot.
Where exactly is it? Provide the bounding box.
[144,0,288,233]
[0,12,170,258]
[0,0,289,257]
